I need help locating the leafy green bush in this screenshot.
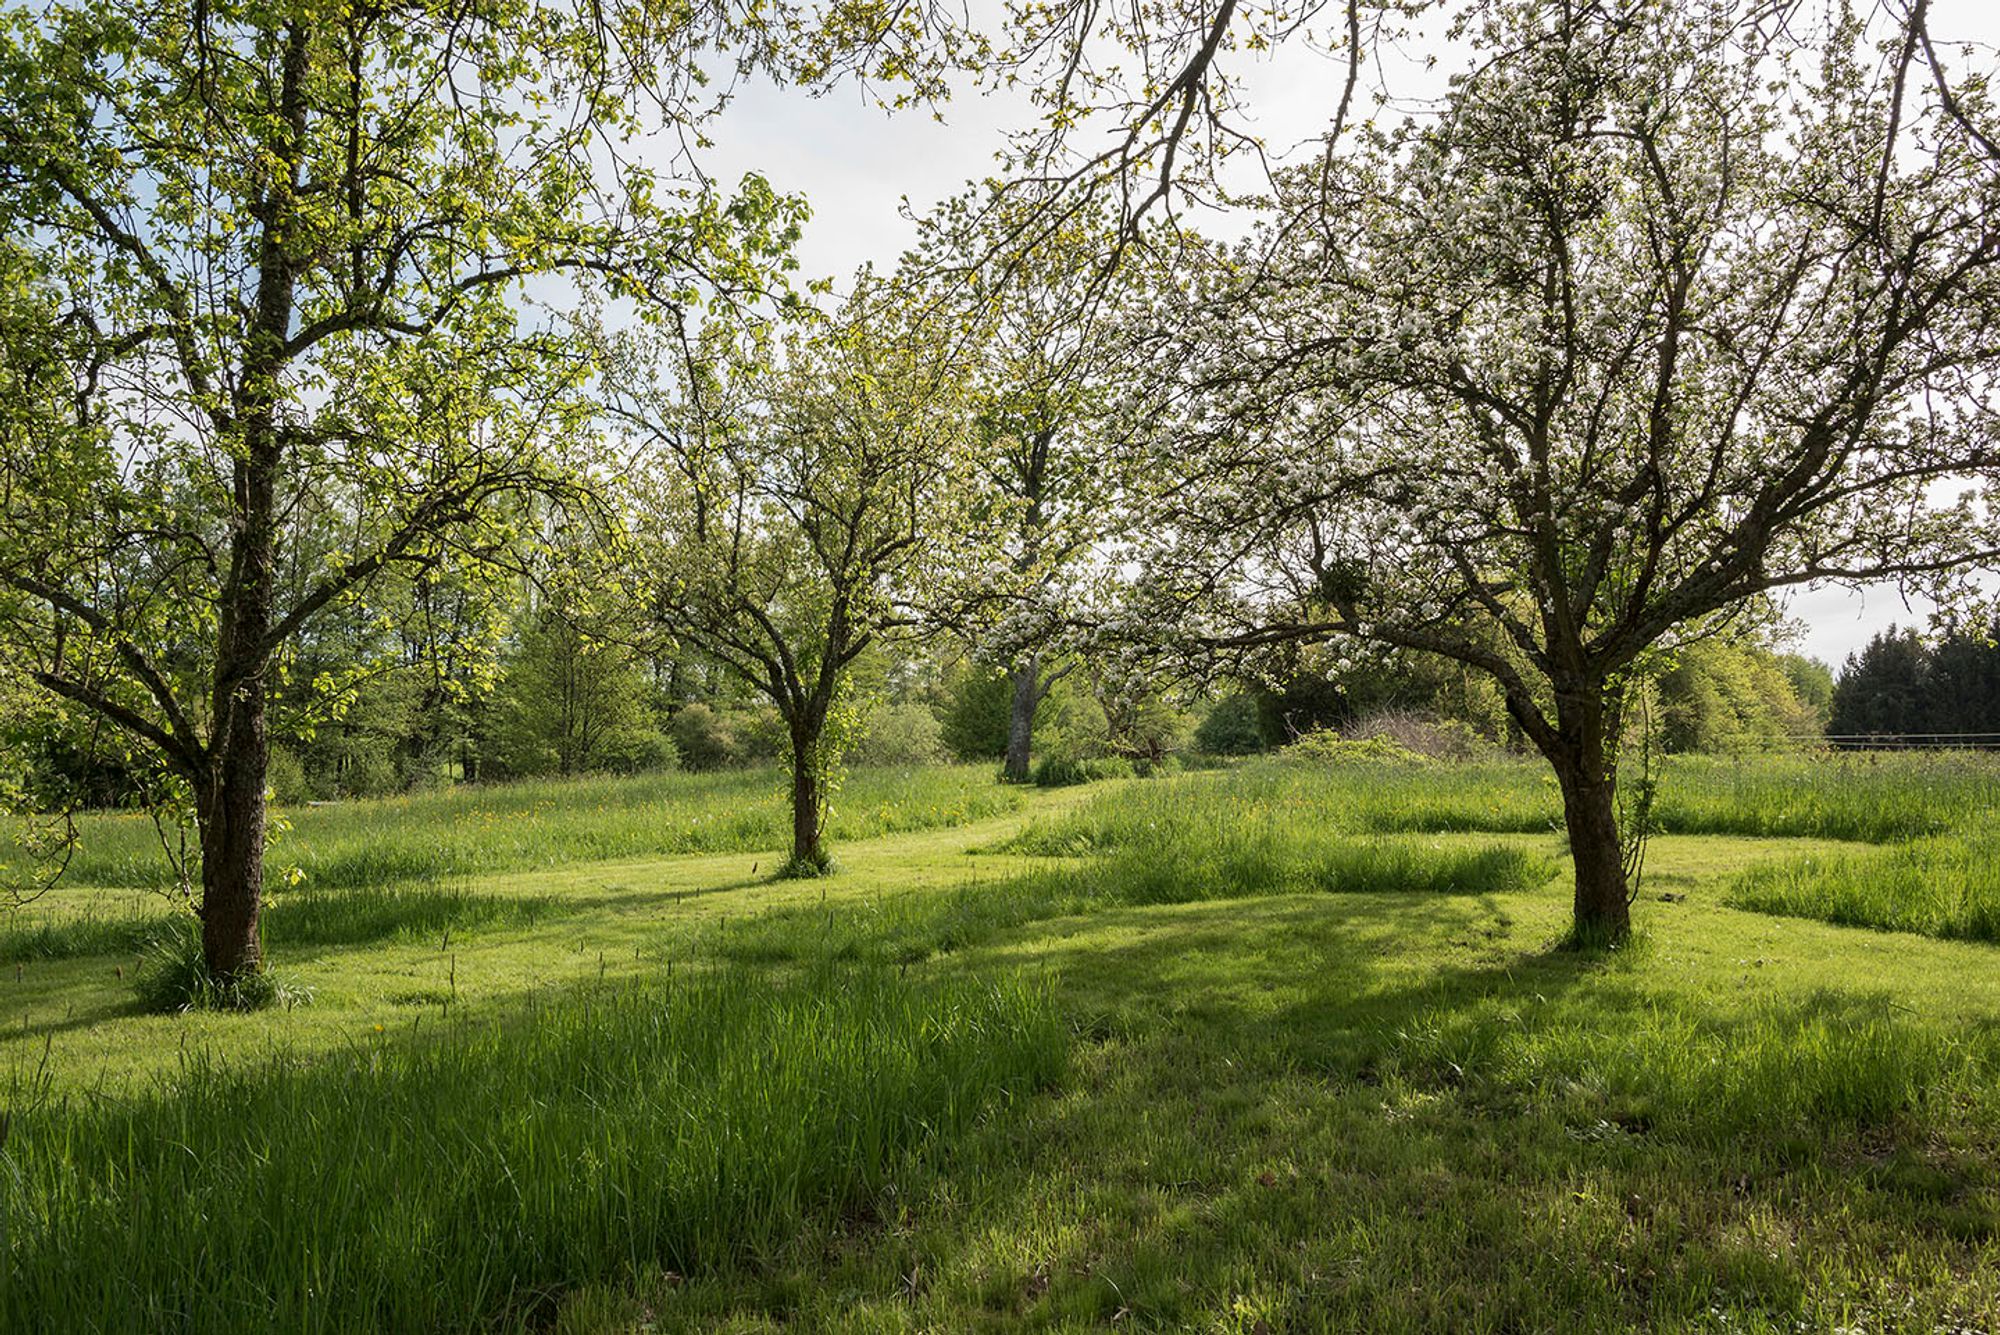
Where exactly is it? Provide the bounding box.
[1282,729,1434,766]
[265,745,313,805]
[1346,710,1495,761]
[1193,692,1266,755]
[670,703,740,770]
[937,664,1015,761]
[849,700,946,766]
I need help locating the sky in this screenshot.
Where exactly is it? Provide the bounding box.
[693,1,2000,669]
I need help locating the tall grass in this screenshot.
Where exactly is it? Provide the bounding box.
[1385,986,1994,1143]
[1005,751,2000,855]
[1727,830,2000,943]
[999,761,1558,856]
[723,778,1560,970]
[1018,763,1557,901]
[0,961,1066,1333]
[1,882,560,963]
[1652,752,2000,842]
[46,764,1018,892]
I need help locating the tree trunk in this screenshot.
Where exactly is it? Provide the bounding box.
[197,706,270,978]
[1003,655,1040,783]
[188,18,305,980]
[1549,685,1631,943]
[788,718,826,873]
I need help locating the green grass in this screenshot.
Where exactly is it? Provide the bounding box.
[1004,750,2000,852]
[714,837,1552,971]
[1,881,561,963]
[2,960,1065,1333]
[1728,829,2000,943]
[1653,752,2000,842]
[7,755,2000,1331]
[45,763,1020,892]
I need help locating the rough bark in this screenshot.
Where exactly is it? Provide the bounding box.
[1548,685,1631,942]
[197,729,269,978]
[787,718,826,872]
[1003,654,1041,783]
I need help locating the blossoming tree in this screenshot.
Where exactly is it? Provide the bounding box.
[1130,0,2000,941]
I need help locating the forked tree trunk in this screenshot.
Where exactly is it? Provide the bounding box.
[1547,684,1631,943]
[1003,655,1040,784]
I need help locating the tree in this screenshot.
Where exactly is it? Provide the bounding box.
[914,191,1140,781]
[1830,628,1932,740]
[484,601,672,779]
[1129,0,2000,941]
[0,0,845,981]
[1653,639,1819,754]
[1827,617,2000,744]
[1778,653,1836,731]
[607,283,983,873]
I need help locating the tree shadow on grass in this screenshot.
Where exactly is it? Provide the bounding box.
[853,891,2000,1333]
[609,883,2000,1332]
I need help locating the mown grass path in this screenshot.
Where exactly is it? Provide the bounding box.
[1,781,1094,1090]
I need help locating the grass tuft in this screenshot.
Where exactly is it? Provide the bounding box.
[131,918,312,1014]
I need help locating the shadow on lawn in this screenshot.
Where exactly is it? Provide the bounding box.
[871,890,2000,1333]
[617,879,1999,1331]
[11,859,1998,1333]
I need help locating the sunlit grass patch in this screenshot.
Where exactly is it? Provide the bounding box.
[0,881,560,965]
[1003,751,2000,857]
[1653,753,2000,843]
[1,960,1066,1334]
[1727,831,2000,943]
[264,880,562,950]
[1384,986,1994,1142]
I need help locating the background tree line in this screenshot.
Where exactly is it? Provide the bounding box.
[1830,618,2000,743]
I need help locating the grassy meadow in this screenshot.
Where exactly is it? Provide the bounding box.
[4,752,2000,1331]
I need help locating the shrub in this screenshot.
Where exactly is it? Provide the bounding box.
[731,703,789,762]
[265,746,312,805]
[1282,729,1433,766]
[1194,692,1267,755]
[937,665,1015,761]
[849,700,946,766]
[1346,710,1494,762]
[338,745,404,798]
[670,703,739,770]
[598,727,680,775]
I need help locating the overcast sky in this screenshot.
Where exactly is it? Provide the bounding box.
[694,2,2000,669]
